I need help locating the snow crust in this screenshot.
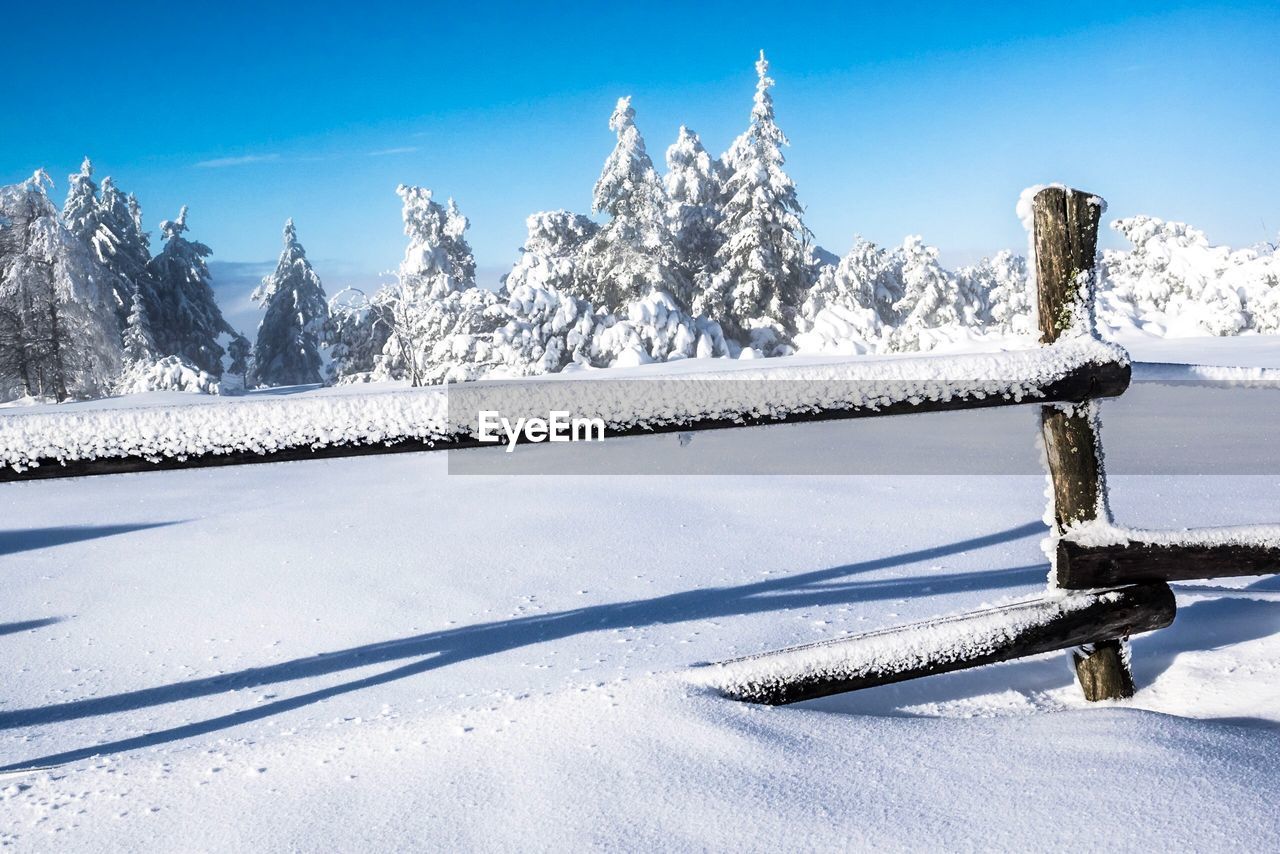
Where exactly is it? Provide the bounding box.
[1063,518,1280,550]
[3,416,1280,850]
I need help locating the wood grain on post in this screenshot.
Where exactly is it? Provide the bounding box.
[1032,185,1134,701]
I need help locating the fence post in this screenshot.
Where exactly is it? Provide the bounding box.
[1032,185,1134,701]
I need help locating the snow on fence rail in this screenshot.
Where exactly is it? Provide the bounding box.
[0,337,1128,480]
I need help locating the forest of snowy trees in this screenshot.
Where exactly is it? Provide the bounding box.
[2,51,1278,402]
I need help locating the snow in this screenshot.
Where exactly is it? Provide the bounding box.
[1064,518,1280,550]
[2,432,1280,847]
[1,336,1279,850]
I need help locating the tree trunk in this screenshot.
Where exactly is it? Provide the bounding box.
[47,300,68,402]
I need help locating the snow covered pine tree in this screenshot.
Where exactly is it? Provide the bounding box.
[375,186,497,385]
[702,51,813,351]
[0,170,121,401]
[145,206,233,376]
[580,97,688,312]
[61,158,158,333]
[664,126,725,297]
[252,219,329,387]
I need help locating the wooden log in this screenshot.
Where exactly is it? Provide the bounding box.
[1057,540,1280,589]
[1042,406,1106,528]
[708,583,1176,705]
[0,359,1129,483]
[1032,185,1135,701]
[1033,185,1104,345]
[1073,643,1135,699]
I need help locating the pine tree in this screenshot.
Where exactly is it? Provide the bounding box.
[664,126,725,299]
[227,332,252,377]
[97,176,159,329]
[702,51,813,345]
[61,158,100,243]
[146,206,232,376]
[891,236,966,350]
[121,289,156,365]
[375,186,498,385]
[252,219,329,386]
[0,170,122,401]
[324,287,392,384]
[580,97,687,311]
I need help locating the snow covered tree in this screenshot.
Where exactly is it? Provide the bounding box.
[0,170,122,401]
[1100,216,1255,336]
[375,186,499,385]
[121,289,156,364]
[502,211,599,299]
[444,199,476,287]
[487,282,597,377]
[324,288,391,384]
[60,160,158,332]
[228,331,251,377]
[589,291,729,367]
[959,251,1030,335]
[701,51,813,345]
[61,158,100,243]
[890,236,965,350]
[114,270,223,396]
[802,237,901,323]
[146,206,232,375]
[482,211,603,377]
[664,126,725,296]
[579,97,688,311]
[251,219,329,387]
[97,177,158,328]
[794,237,896,353]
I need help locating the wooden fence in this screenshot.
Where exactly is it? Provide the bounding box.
[705,186,1278,704]
[2,185,1276,704]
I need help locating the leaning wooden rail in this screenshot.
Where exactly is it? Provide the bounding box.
[701,583,1176,705]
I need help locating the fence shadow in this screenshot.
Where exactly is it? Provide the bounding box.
[0,617,63,637]
[0,522,183,557]
[0,521,1046,771]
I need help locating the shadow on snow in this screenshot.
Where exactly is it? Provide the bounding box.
[0,521,1048,771]
[0,522,183,557]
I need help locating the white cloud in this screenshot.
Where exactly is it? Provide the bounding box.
[194,153,281,168]
[368,146,419,157]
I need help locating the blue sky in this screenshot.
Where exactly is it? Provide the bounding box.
[5,0,1278,329]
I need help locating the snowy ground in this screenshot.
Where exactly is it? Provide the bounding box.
[3,335,1280,851]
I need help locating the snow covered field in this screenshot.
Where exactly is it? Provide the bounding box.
[3,337,1280,851]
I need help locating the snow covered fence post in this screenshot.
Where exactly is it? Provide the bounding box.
[1032,185,1133,701]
